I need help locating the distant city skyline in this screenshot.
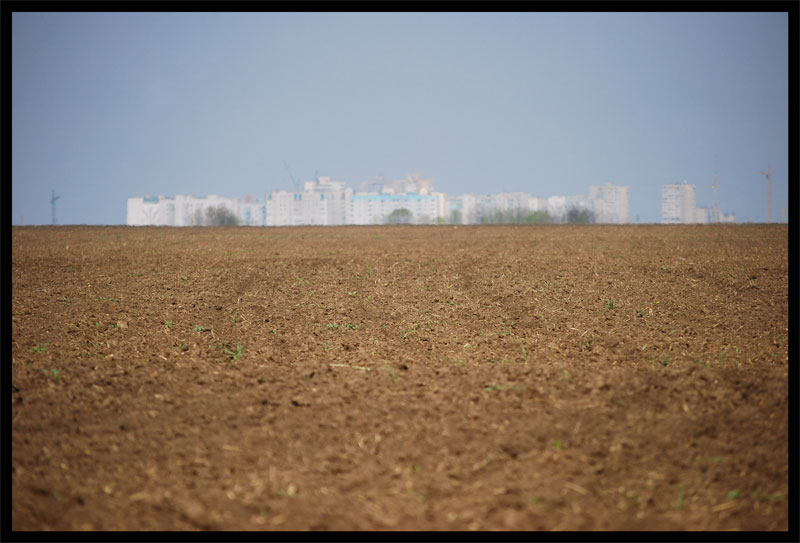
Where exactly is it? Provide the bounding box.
[125,175,734,226]
[12,11,790,224]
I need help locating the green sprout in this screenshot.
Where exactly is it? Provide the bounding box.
[676,485,686,510]
[219,341,246,361]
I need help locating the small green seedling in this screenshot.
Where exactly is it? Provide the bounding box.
[41,368,61,382]
[605,299,616,310]
[219,341,245,361]
[347,291,358,297]
[164,320,175,329]
[552,440,564,451]
[675,485,686,510]
[521,342,529,366]
[727,490,741,501]
[61,296,70,306]
[344,323,358,331]
[193,325,206,332]
[651,356,669,367]
[327,322,339,329]
[501,322,515,337]
[28,344,48,354]
[385,366,397,383]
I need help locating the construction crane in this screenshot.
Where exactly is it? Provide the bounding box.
[283,160,300,192]
[50,190,60,225]
[760,166,772,223]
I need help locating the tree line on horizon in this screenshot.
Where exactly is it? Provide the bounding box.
[189,203,594,227]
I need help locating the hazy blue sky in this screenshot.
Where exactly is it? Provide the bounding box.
[12,11,789,224]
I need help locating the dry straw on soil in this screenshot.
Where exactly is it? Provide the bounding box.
[11,224,789,531]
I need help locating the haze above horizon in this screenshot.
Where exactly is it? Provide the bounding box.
[11,11,789,225]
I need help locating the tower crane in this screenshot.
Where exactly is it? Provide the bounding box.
[283,160,300,192]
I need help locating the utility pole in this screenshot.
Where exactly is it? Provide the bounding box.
[713,155,719,222]
[760,167,772,223]
[50,190,60,225]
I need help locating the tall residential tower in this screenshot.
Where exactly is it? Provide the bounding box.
[589,182,630,224]
[661,182,697,224]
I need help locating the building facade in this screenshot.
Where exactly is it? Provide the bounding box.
[265,177,352,226]
[589,182,630,224]
[661,182,697,224]
[696,206,736,224]
[349,192,444,225]
[127,194,264,226]
[445,194,477,224]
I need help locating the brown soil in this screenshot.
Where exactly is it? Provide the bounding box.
[10,224,789,531]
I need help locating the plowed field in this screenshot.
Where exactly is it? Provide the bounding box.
[10,224,789,531]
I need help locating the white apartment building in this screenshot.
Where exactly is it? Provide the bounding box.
[349,192,445,225]
[127,195,163,226]
[696,206,736,224]
[469,192,544,222]
[589,182,630,224]
[359,173,434,195]
[661,182,697,223]
[445,194,477,224]
[127,194,263,226]
[236,196,267,226]
[265,177,352,226]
